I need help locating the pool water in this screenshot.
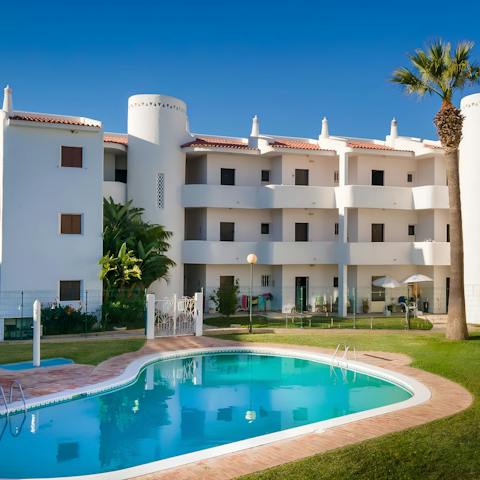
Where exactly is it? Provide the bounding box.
[0,353,411,478]
[0,358,74,371]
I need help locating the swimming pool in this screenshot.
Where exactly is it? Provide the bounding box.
[0,358,74,371]
[0,347,429,479]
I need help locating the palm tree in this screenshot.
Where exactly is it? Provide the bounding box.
[102,197,175,290]
[392,40,480,340]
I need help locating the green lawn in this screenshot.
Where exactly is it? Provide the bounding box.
[205,315,432,330]
[210,331,480,480]
[0,338,145,366]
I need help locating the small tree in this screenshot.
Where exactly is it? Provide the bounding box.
[210,281,239,317]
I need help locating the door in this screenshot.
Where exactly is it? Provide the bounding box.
[371,223,385,242]
[446,277,450,312]
[295,277,309,312]
[371,170,384,186]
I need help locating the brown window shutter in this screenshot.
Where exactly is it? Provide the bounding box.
[61,214,82,234]
[60,281,81,301]
[61,146,83,168]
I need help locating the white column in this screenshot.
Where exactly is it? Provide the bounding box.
[33,300,41,367]
[460,93,480,324]
[194,291,203,336]
[0,319,4,342]
[146,294,156,340]
[338,264,348,317]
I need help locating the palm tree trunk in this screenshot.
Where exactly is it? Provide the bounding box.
[445,148,469,340]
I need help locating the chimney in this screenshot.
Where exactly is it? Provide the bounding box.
[2,85,12,115]
[250,115,259,137]
[320,116,329,139]
[390,118,398,139]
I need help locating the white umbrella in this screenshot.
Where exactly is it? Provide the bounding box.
[372,277,402,315]
[372,276,402,288]
[402,274,433,284]
[402,273,433,315]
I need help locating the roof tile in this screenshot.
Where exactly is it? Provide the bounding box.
[269,139,326,151]
[10,112,100,128]
[182,136,253,150]
[104,133,128,145]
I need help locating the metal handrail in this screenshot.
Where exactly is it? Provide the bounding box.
[9,381,27,414]
[0,386,8,416]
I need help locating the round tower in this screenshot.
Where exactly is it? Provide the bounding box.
[127,94,191,298]
[459,93,480,324]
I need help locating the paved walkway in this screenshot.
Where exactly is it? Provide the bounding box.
[0,336,473,480]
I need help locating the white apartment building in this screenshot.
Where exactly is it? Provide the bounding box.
[1,87,480,332]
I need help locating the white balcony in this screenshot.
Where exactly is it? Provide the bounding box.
[412,186,449,209]
[182,241,337,265]
[340,185,449,210]
[342,242,450,265]
[182,184,336,209]
[103,181,127,204]
[340,185,413,209]
[182,184,449,210]
[183,240,450,266]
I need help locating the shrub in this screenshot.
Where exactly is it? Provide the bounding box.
[210,282,239,317]
[41,305,97,335]
[102,291,145,330]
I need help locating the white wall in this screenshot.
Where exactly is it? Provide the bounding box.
[354,209,418,242]
[348,153,417,186]
[0,121,103,310]
[206,208,273,241]
[205,152,272,186]
[280,154,338,186]
[281,209,339,241]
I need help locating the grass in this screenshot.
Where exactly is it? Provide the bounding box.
[209,331,480,480]
[0,338,145,366]
[205,315,432,330]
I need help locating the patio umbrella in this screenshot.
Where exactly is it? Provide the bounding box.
[402,274,433,284]
[372,276,402,314]
[372,276,402,289]
[402,273,433,315]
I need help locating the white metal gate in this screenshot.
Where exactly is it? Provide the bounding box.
[154,294,196,337]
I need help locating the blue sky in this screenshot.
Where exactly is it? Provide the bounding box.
[1,0,479,140]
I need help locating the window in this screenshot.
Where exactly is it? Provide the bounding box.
[61,146,83,168]
[59,281,81,301]
[371,276,386,302]
[295,223,309,241]
[220,222,235,241]
[408,225,415,236]
[60,214,82,234]
[334,170,339,184]
[295,169,309,186]
[157,173,165,208]
[221,168,235,186]
[333,276,339,288]
[334,222,339,235]
[407,172,414,183]
[261,170,271,182]
[261,223,270,235]
[261,275,270,287]
[371,170,384,186]
[371,223,384,242]
[220,276,235,288]
[115,169,127,183]
[447,224,450,242]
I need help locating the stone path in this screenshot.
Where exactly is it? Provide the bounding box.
[0,336,473,480]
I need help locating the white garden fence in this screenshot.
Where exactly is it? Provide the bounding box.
[146,292,203,339]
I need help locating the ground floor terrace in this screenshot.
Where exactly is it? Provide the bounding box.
[0,329,477,480]
[185,264,450,315]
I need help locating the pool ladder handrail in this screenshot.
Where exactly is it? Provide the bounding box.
[0,385,8,416]
[9,380,27,414]
[331,344,357,368]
